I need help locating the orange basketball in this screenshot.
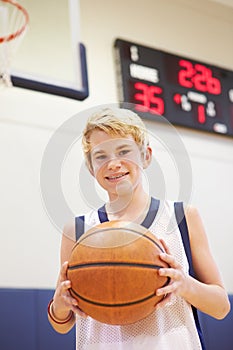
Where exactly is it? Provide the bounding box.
[67,221,169,325]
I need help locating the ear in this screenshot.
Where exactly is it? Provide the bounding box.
[143,146,152,169]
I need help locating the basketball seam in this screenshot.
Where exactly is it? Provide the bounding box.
[69,288,156,307]
[69,278,170,307]
[68,262,164,270]
[75,227,164,252]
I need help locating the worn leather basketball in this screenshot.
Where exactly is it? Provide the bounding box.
[67,220,169,325]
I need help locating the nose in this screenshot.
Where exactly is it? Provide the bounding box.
[107,157,122,171]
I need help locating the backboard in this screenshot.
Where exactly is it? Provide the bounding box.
[9,0,88,100]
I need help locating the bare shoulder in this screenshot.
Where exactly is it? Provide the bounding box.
[184,204,211,260]
[63,219,76,241]
[60,219,76,263]
[184,205,225,287]
[184,204,206,242]
[184,204,201,221]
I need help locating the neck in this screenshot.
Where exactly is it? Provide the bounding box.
[106,188,150,224]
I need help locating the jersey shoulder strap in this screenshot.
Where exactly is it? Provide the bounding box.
[174,201,195,277]
[75,215,85,241]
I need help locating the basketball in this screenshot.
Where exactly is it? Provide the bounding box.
[67,221,170,325]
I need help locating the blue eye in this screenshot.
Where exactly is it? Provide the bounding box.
[119,149,130,156]
[96,154,106,160]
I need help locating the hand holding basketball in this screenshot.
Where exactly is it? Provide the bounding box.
[156,238,188,301]
[53,261,87,319]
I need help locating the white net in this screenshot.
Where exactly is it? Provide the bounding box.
[0,0,29,87]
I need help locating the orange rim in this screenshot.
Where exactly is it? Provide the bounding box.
[0,0,29,43]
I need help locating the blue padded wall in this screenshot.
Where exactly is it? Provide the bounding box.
[0,289,75,350]
[0,288,232,350]
[0,289,37,350]
[198,294,233,350]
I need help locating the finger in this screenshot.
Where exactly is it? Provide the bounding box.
[60,261,69,282]
[159,266,183,284]
[157,279,181,296]
[61,280,72,293]
[72,305,88,318]
[155,293,172,308]
[159,252,181,269]
[156,284,172,296]
[63,293,78,307]
[159,239,171,254]
[59,290,79,315]
[156,277,172,296]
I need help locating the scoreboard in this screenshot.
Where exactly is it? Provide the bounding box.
[114,38,233,137]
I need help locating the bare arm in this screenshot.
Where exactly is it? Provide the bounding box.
[156,206,230,319]
[185,206,230,318]
[48,222,87,334]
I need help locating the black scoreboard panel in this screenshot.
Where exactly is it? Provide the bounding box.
[114,38,233,137]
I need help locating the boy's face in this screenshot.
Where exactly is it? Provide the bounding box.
[89,130,150,200]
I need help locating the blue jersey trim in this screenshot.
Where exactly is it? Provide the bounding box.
[97,197,160,229]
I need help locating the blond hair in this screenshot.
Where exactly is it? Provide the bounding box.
[82,108,149,171]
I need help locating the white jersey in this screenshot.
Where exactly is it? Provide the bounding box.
[75,199,203,350]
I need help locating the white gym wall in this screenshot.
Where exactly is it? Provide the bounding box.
[0,0,233,292]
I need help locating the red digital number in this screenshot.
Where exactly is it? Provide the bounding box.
[197,105,206,124]
[178,60,195,88]
[178,60,221,95]
[193,64,221,95]
[134,82,164,115]
[192,64,209,92]
[206,75,221,95]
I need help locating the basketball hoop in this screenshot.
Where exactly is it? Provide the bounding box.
[0,0,29,87]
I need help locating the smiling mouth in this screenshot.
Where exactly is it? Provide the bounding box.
[105,172,129,181]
